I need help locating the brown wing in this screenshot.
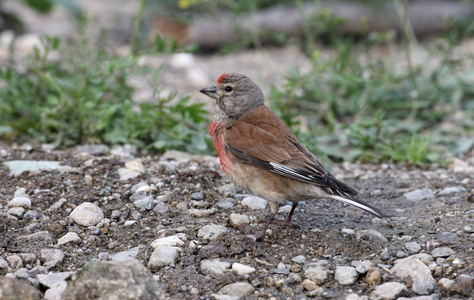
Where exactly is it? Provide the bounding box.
[224,106,358,197]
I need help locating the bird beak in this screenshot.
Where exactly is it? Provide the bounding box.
[199,84,218,100]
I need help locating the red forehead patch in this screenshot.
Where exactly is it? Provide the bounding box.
[217,73,228,84]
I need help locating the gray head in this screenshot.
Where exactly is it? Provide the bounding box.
[199,72,265,120]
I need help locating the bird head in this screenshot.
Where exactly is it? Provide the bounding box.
[200,72,265,120]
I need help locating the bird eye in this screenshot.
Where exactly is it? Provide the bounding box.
[225,86,232,92]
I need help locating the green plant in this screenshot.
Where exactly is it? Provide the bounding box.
[0,34,211,152]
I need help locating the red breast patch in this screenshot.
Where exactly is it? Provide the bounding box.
[217,73,228,84]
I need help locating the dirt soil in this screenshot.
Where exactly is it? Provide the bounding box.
[0,141,473,299]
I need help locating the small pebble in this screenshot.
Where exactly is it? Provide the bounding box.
[229,213,250,229]
[335,266,358,285]
[69,202,104,226]
[58,232,81,245]
[231,263,256,275]
[148,246,181,271]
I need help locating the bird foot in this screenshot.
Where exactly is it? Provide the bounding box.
[271,217,300,228]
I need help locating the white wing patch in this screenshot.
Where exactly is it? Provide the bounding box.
[269,162,322,183]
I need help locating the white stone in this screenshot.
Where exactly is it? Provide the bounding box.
[292,255,306,264]
[404,241,422,254]
[188,208,216,217]
[335,266,358,285]
[8,196,31,209]
[57,232,81,245]
[8,207,25,217]
[14,188,27,197]
[371,282,407,299]
[148,246,181,271]
[304,266,329,284]
[117,168,141,181]
[201,259,231,276]
[150,236,185,249]
[197,224,228,240]
[125,160,145,174]
[69,202,104,226]
[231,263,256,275]
[438,278,455,291]
[241,196,267,210]
[229,213,250,229]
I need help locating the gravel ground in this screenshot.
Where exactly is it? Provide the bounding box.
[0,142,473,299]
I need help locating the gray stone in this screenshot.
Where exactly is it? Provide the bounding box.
[304,266,329,284]
[392,257,435,285]
[133,196,155,210]
[217,201,234,210]
[218,282,255,297]
[18,231,53,242]
[397,296,439,300]
[18,253,36,265]
[61,259,165,300]
[148,246,181,271]
[292,255,306,264]
[200,259,231,277]
[153,202,169,214]
[58,232,81,245]
[438,186,467,196]
[37,271,75,288]
[352,260,373,274]
[129,191,147,202]
[40,249,64,267]
[14,268,32,279]
[111,247,140,262]
[432,247,455,258]
[356,230,388,243]
[241,196,267,210]
[198,224,228,240]
[70,202,104,226]
[0,276,41,300]
[371,282,408,299]
[44,285,67,300]
[437,232,459,244]
[24,210,40,219]
[405,242,422,254]
[0,256,9,273]
[75,144,109,155]
[7,255,23,270]
[191,192,205,200]
[8,196,31,209]
[412,278,436,295]
[404,188,435,201]
[188,208,216,217]
[335,266,358,285]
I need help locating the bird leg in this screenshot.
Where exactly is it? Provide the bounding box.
[255,212,277,242]
[271,202,299,228]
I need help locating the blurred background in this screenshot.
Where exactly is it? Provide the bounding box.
[0,0,473,168]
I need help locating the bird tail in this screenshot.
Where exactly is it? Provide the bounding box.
[330,194,386,219]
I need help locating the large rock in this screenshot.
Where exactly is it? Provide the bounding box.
[61,259,165,300]
[0,276,41,300]
[391,257,435,286]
